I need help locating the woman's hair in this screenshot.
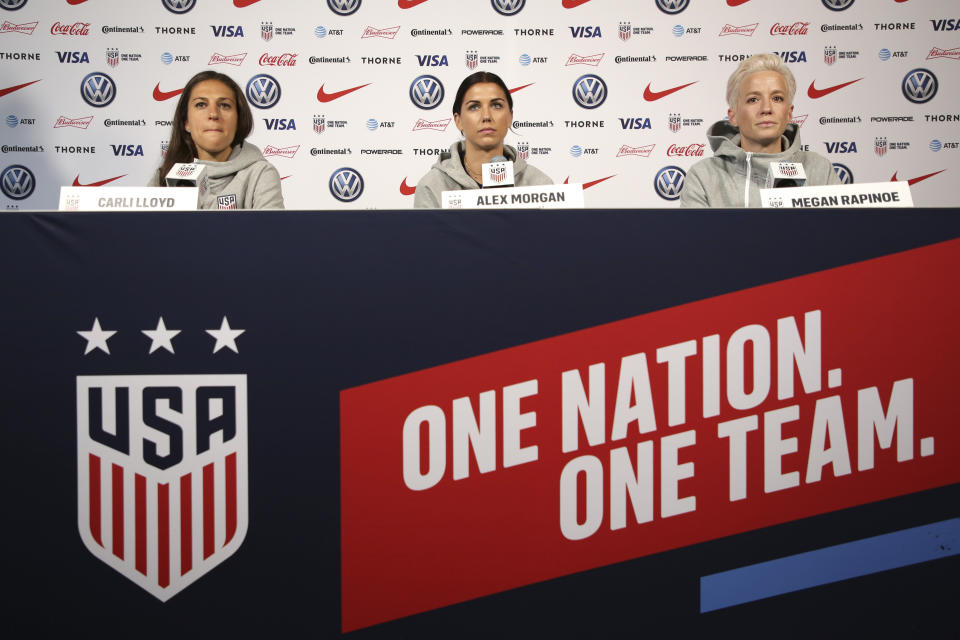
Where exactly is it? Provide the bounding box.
[725,53,796,109]
[452,71,513,117]
[157,70,253,181]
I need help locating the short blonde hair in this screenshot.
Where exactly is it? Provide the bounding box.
[726,53,796,109]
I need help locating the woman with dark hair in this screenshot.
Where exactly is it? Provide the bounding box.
[413,71,552,208]
[149,70,284,209]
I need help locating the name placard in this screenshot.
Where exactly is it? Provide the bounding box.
[442,184,584,209]
[58,186,199,212]
[760,181,914,209]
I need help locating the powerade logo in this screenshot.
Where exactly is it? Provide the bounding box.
[821,0,854,11]
[1,164,35,200]
[161,0,196,14]
[654,165,685,200]
[246,74,280,109]
[572,74,607,109]
[655,0,688,15]
[409,75,444,110]
[491,0,525,16]
[329,167,363,202]
[832,162,854,184]
[901,68,938,104]
[80,72,116,107]
[327,0,361,16]
[0,0,28,10]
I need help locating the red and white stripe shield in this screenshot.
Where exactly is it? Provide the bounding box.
[77,374,248,601]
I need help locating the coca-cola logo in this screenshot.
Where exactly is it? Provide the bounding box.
[259,52,297,66]
[666,143,705,157]
[770,21,809,36]
[51,21,91,36]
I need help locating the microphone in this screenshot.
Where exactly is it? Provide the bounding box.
[165,162,208,198]
[765,162,807,189]
[481,155,515,188]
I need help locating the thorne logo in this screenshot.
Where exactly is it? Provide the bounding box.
[209,52,247,66]
[0,20,38,34]
[770,21,809,36]
[565,53,604,66]
[616,144,655,157]
[259,53,297,66]
[412,118,450,132]
[719,23,758,36]
[362,25,400,39]
[51,21,91,36]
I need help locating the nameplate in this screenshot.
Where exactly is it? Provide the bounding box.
[760,181,913,209]
[442,184,584,209]
[58,186,199,212]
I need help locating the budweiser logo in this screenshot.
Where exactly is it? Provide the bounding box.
[616,144,655,158]
[209,52,248,66]
[259,52,297,66]
[666,143,706,157]
[412,118,451,132]
[54,115,94,129]
[770,21,809,36]
[51,21,91,36]
[262,144,300,158]
[0,20,39,35]
[927,46,960,61]
[791,114,808,126]
[361,25,400,39]
[719,23,759,36]
[565,53,605,66]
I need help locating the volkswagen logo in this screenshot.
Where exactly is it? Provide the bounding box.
[821,0,855,11]
[80,72,116,108]
[572,74,607,109]
[0,0,28,10]
[327,0,361,16]
[409,75,444,110]
[329,168,364,203]
[491,0,525,16]
[654,165,686,201]
[1,165,35,200]
[655,0,689,15]
[246,74,281,109]
[901,68,938,105]
[161,0,196,14]
[832,163,854,185]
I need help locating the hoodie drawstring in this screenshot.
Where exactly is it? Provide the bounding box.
[743,152,753,207]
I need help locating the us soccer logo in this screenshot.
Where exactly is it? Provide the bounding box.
[75,318,249,601]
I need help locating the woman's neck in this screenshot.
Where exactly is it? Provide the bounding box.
[463,144,505,181]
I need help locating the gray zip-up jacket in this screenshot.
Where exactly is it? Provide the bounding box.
[149,142,284,210]
[413,141,553,208]
[680,121,841,208]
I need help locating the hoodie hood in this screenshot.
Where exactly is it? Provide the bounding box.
[195,141,266,180]
[429,141,532,190]
[707,120,801,160]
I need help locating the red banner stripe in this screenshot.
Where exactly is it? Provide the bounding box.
[135,474,147,576]
[180,473,192,576]
[158,483,170,589]
[224,453,237,546]
[89,454,101,547]
[111,464,123,559]
[203,463,215,560]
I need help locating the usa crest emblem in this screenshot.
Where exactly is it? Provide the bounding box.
[218,194,238,210]
[824,45,837,66]
[465,50,478,70]
[619,21,631,42]
[77,374,249,601]
[261,21,273,41]
[106,48,119,68]
[314,114,326,135]
[517,141,529,160]
[668,113,681,133]
[875,136,887,157]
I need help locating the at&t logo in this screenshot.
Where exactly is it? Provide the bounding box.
[1,164,35,199]
[327,0,361,15]
[491,0,525,16]
[409,75,444,110]
[81,72,116,108]
[329,167,364,202]
[246,74,280,109]
[161,0,196,14]
[901,68,938,104]
[654,165,685,200]
[821,0,854,11]
[572,74,607,109]
[655,0,688,15]
[832,163,854,184]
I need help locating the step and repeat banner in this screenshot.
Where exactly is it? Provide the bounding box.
[1,0,957,209]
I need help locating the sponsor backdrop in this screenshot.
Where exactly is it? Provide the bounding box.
[0,0,957,209]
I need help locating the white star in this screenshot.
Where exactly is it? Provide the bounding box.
[206,316,245,354]
[142,316,181,354]
[77,317,117,355]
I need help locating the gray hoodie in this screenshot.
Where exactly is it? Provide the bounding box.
[413,141,553,208]
[680,121,841,208]
[149,142,284,210]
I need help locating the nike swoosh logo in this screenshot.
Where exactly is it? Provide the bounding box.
[562,0,592,8]
[563,175,616,190]
[317,83,370,103]
[0,80,41,98]
[153,83,184,101]
[67,0,90,4]
[509,83,535,93]
[73,174,126,187]
[643,81,696,101]
[400,178,417,195]
[281,175,292,180]
[233,0,263,6]
[398,0,430,8]
[891,169,945,186]
[807,78,862,99]
[726,0,751,5]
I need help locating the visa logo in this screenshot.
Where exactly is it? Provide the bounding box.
[619,117,652,130]
[57,51,90,63]
[264,118,296,130]
[416,54,448,66]
[111,144,144,157]
[930,18,959,31]
[569,26,602,38]
[825,141,858,153]
[775,51,807,62]
[210,25,245,37]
